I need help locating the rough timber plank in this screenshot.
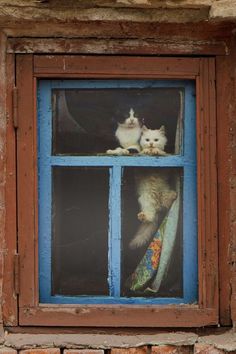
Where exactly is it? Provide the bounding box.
[7,38,228,56]
[216,51,233,326]
[0,0,213,9]
[3,53,18,326]
[3,21,235,40]
[17,55,37,310]
[0,32,7,331]
[19,305,217,327]
[0,6,210,24]
[228,37,236,327]
[33,55,200,77]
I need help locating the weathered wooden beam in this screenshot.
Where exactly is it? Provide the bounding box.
[228,36,236,327]
[0,31,7,330]
[0,6,210,24]
[3,21,235,40]
[7,37,229,56]
[0,0,213,9]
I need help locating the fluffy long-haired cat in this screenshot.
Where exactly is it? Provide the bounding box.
[130,170,177,249]
[140,125,168,156]
[130,124,176,249]
[106,108,141,155]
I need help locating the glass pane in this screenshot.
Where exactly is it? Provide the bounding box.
[52,167,109,296]
[52,86,183,155]
[121,167,183,298]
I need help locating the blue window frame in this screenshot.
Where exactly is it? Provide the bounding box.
[38,79,197,305]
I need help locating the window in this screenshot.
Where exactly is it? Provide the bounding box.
[38,79,197,305]
[16,55,218,326]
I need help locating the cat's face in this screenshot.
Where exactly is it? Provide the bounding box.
[122,116,140,128]
[118,108,140,128]
[140,125,167,150]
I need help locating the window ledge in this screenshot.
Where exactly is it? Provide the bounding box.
[2,330,236,351]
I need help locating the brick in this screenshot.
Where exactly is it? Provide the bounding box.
[152,345,193,353]
[20,349,60,354]
[0,348,17,354]
[64,351,104,354]
[110,348,148,354]
[194,344,225,354]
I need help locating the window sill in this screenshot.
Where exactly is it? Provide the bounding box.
[2,329,236,351]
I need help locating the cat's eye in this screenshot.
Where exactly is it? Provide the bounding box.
[146,138,150,141]
[154,138,159,142]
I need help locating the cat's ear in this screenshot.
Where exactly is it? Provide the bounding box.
[159,125,166,134]
[142,125,148,131]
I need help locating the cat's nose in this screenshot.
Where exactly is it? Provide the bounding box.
[130,119,134,123]
[150,143,153,147]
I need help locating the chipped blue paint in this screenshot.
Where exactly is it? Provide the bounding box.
[38,79,197,304]
[38,81,53,303]
[183,83,198,303]
[109,166,122,297]
[37,295,191,305]
[49,155,186,167]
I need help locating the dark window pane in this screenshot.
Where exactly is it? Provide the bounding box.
[121,167,183,298]
[52,87,183,155]
[52,167,109,296]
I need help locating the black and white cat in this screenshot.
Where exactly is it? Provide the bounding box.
[106,108,142,155]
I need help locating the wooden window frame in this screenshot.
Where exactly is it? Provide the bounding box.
[14,54,217,327]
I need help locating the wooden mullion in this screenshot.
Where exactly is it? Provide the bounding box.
[108,166,121,297]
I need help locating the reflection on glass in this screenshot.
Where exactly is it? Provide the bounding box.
[52,167,109,296]
[121,167,183,297]
[52,87,183,155]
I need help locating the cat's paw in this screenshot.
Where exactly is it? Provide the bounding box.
[152,148,167,156]
[140,148,150,155]
[138,211,155,223]
[137,211,148,222]
[106,147,130,155]
[163,190,178,209]
[106,149,115,155]
[171,191,178,200]
[129,236,146,249]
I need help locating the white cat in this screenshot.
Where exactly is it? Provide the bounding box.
[130,172,177,249]
[106,109,141,155]
[140,125,168,156]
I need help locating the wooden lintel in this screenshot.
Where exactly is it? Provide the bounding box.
[0,0,213,9]
[7,38,229,56]
[3,21,236,41]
